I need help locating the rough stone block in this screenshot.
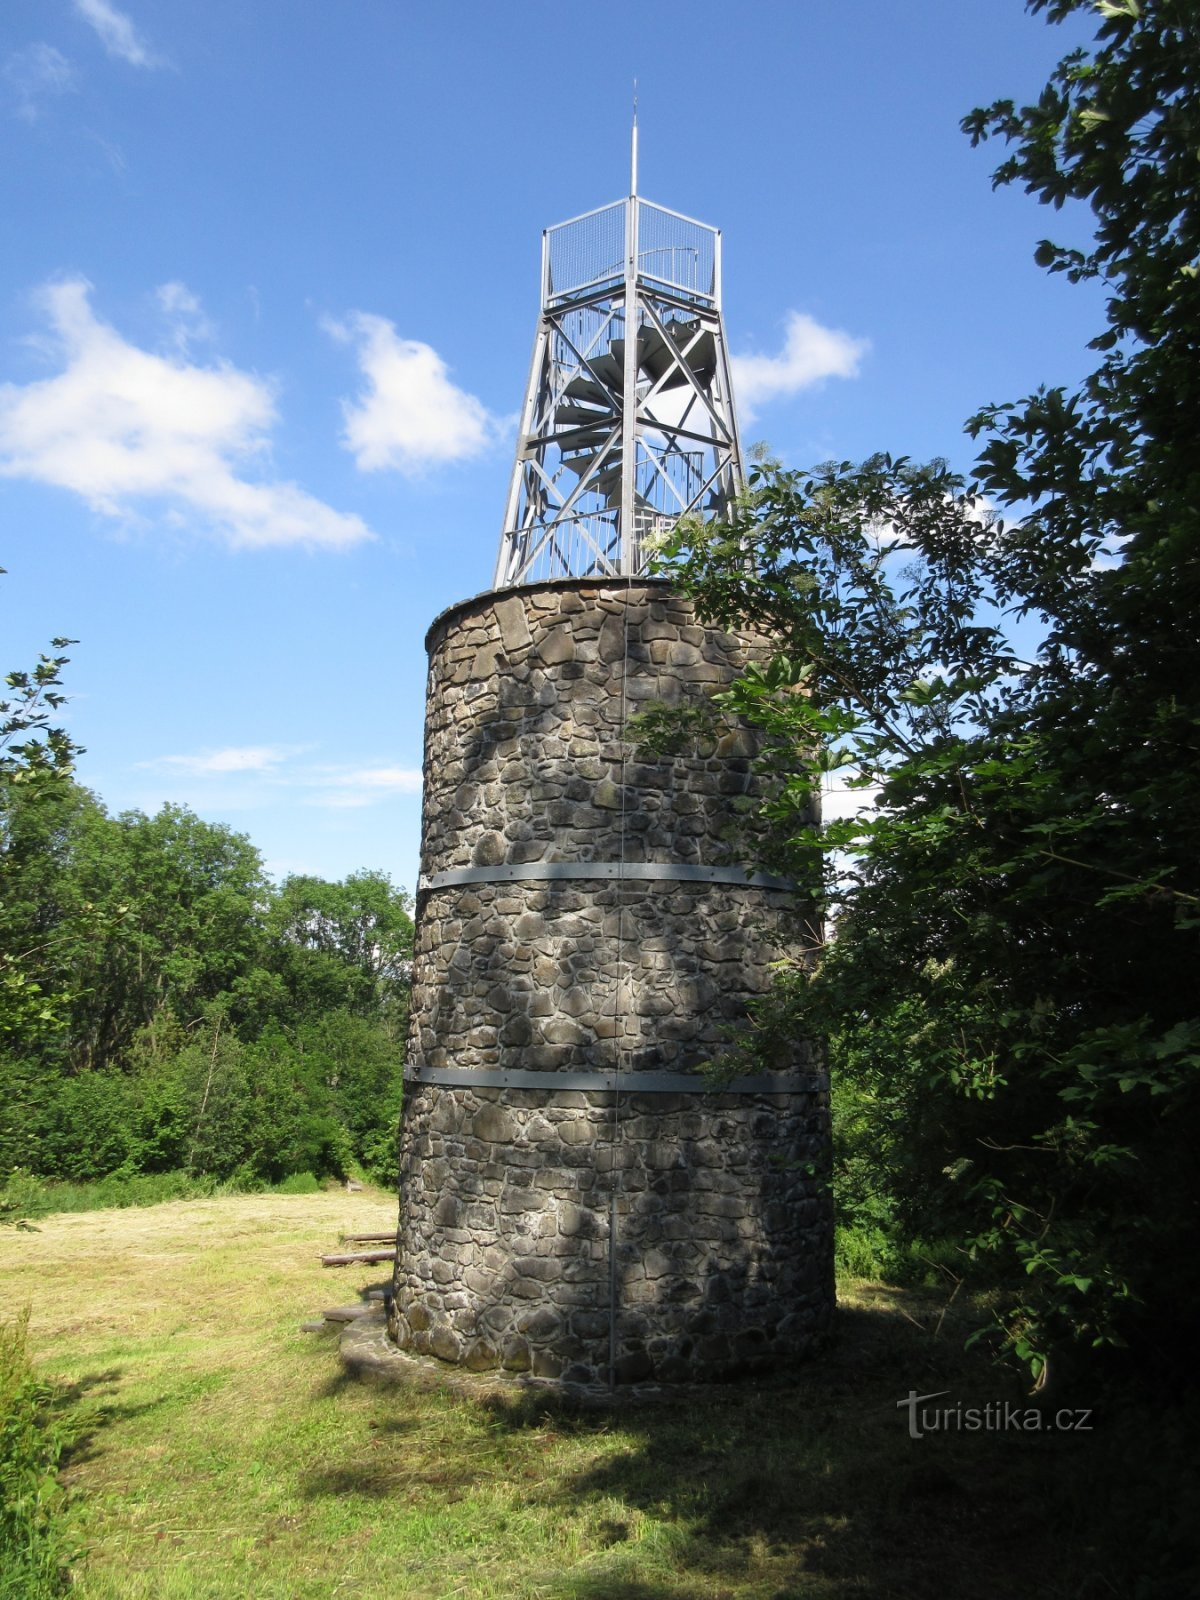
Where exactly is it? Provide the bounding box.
[463,1339,499,1371]
[472,831,506,867]
[517,1306,561,1339]
[430,1325,462,1363]
[473,1104,513,1143]
[499,1331,534,1369]
[614,1349,654,1384]
[537,627,575,665]
[494,597,532,654]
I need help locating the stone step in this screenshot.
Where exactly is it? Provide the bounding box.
[320,1304,377,1323]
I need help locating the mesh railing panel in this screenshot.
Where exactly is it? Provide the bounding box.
[636,203,716,300]
[547,203,626,298]
[547,200,718,304]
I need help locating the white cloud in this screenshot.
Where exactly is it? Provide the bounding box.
[962,492,1002,533]
[820,772,880,826]
[308,765,424,808]
[4,43,77,122]
[135,746,422,809]
[328,312,500,475]
[340,765,424,792]
[87,130,128,173]
[143,745,296,776]
[73,0,162,69]
[156,280,213,353]
[157,283,202,319]
[732,311,869,421]
[0,278,372,551]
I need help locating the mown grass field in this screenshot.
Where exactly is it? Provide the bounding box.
[1,1191,1108,1599]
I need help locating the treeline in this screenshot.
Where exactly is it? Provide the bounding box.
[0,772,412,1190]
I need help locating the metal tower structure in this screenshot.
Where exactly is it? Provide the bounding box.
[494,127,744,588]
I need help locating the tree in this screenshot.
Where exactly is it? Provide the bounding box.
[267,870,413,1036]
[62,802,270,1072]
[0,620,76,788]
[0,624,80,1045]
[0,811,414,1184]
[654,0,1200,1379]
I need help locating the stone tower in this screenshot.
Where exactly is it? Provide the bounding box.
[389,152,833,1386]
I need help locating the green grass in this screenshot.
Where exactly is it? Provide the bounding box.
[0,1191,1159,1599]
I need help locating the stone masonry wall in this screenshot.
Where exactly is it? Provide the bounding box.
[395,1084,830,1384]
[391,579,833,1384]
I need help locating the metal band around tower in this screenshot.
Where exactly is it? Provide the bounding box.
[419,860,793,894]
[404,1064,817,1095]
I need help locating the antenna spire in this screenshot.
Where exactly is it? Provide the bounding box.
[630,81,638,197]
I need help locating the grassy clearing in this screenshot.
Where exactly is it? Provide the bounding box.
[1,1192,1112,1599]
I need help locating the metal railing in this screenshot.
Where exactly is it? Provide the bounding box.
[500,509,626,586]
[636,202,716,300]
[546,198,718,305]
[546,201,626,300]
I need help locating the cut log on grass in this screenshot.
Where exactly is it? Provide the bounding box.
[320,1249,397,1266]
[320,1304,376,1322]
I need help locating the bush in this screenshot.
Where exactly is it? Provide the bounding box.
[0,1168,225,1222]
[273,1171,319,1195]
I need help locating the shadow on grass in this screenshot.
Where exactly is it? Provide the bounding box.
[49,1366,181,1478]
[299,1289,1115,1599]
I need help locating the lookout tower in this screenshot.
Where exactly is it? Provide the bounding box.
[496,127,743,587]
[390,143,833,1387]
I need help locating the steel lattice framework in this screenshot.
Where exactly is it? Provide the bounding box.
[494,152,744,589]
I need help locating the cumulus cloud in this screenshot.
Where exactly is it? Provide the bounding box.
[4,43,77,122]
[732,310,869,421]
[327,312,500,475]
[0,278,372,550]
[73,0,162,69]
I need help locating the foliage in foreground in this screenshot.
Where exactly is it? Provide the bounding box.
[0,1311,73,1599]
[651,0,1200,1380]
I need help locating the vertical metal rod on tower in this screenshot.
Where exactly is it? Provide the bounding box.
[619,110,640,575]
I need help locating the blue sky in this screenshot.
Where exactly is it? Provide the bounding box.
[1,0,1103,893]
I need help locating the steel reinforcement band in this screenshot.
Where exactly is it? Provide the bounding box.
[418,860,794,894]
[403,1064,817,1095]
